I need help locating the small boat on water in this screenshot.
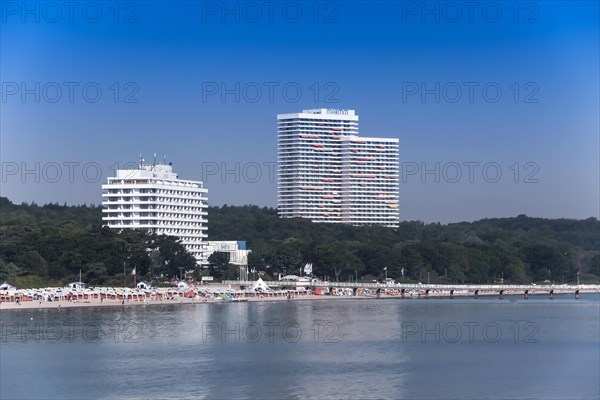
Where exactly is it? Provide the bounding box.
[228,297,248,303]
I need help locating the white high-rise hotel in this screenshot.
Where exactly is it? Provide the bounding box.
[102,161,208,264]
[278,109,399,227]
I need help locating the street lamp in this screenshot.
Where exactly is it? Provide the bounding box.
[427,272,430,285]
[123,249,132,287]
[355,270,357,283]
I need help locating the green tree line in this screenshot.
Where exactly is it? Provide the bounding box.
[208,205,599,284]
[0,197,196,287]
[1,197,598,287]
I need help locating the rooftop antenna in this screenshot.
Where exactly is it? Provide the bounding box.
[153,152,157,166]
[139,153,143,169]
[163,155,166,164]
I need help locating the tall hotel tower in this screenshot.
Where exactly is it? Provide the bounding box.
[278,109,399,227]
[102,160,208,264]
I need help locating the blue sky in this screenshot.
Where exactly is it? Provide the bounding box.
[1,1,598,223]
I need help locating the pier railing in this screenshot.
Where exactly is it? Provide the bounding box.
[223,280,600,292]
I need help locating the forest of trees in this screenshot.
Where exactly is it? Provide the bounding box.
[1,197,598,288]
[0,197,197,288]
[209,205,599,284]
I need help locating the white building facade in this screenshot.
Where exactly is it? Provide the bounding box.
[340,136,399,226]
[102,162,208,264]
[205,241,251,280]
[278,109,399,227]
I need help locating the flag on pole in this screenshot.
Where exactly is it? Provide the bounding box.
[383,267,387,271]
[304,263,313,276]
[131,267,136,276]
[401,268,405,276]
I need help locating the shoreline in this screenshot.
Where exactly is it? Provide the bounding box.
[1,290,596,311]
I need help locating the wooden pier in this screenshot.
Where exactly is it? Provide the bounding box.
[224,280,600,299]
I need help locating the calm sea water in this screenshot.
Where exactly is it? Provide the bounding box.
[1,294,599,400]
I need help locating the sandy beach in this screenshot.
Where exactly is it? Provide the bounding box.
[0,293,329,310]
[1,288,595,311]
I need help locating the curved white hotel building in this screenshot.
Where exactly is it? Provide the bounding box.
[102,162,208,264]
[278,109,399,227]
